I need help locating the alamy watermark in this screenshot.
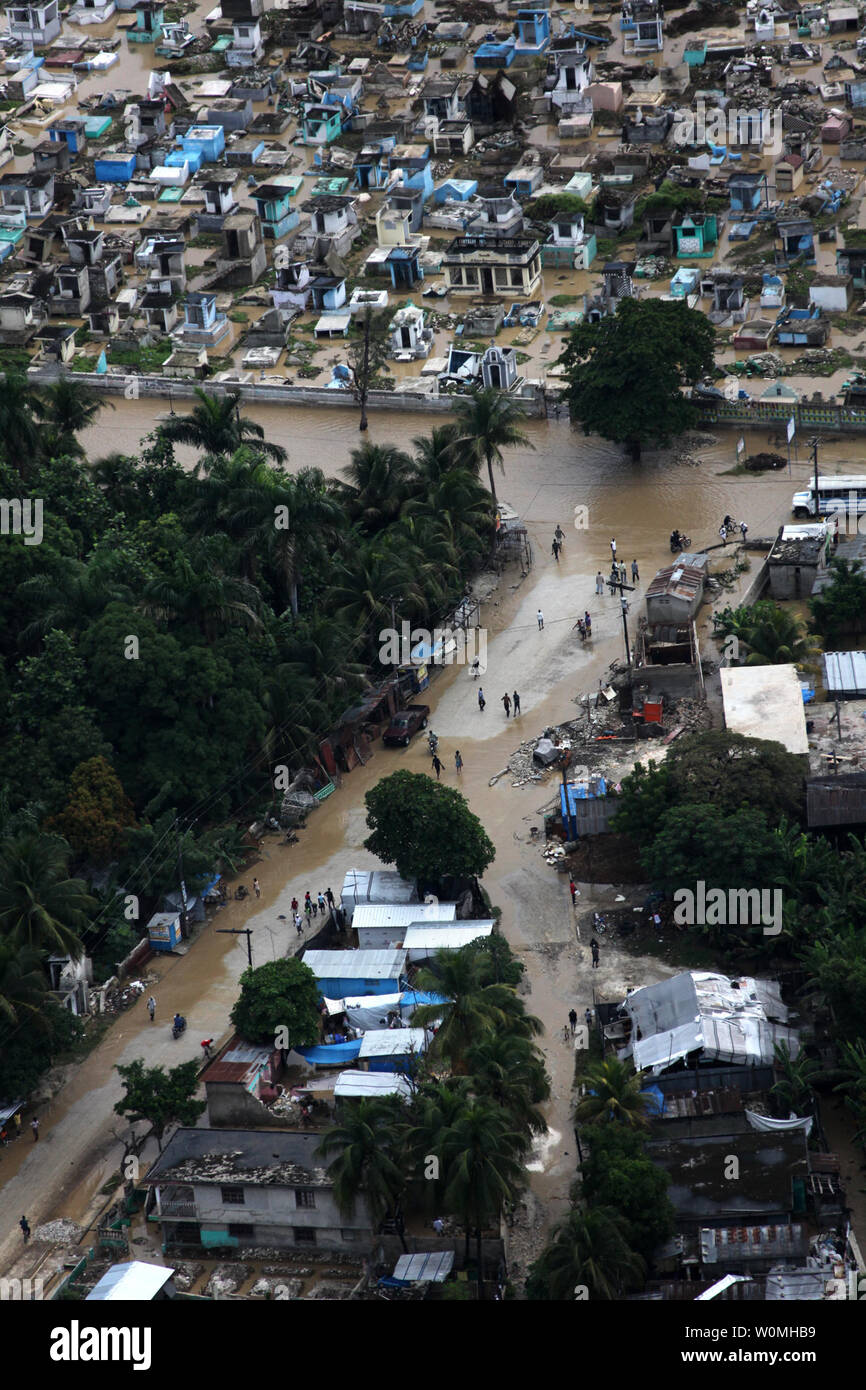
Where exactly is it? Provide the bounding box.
[673,881,782,936]
[378,619,488,672]
[672,98,784,157]
[0,497,42,545]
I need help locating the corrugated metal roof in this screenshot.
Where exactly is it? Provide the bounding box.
[358,1028,427,1058]
[303,949,407,979]
[393,1251,455,1282]
[625,972,797,1073]
[354,902,456,929]
[645,562,706,602]
[333,1070,414,1099]
[807,772,866,827]
[86,1262,175,1301]
[823,650,866,695]
[402,923,493,949]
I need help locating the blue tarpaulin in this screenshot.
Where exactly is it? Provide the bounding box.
[642,1084,665,1117]
[296,1041,362,1066]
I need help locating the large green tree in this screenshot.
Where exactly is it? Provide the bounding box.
[810,556,866,645]
[114,1058,206,1150]
[229,958,321,1049]
[156,387,287,463]
[575,1059,654,1128]
[316,1098,408,1239]
[580,1124,675,1264]
[558,298,716,460]
[363,770,495,884]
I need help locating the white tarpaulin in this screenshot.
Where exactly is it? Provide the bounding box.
[745,1109,813,1134]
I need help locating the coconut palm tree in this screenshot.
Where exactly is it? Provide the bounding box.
[0,832,93,958]
[325,534,428,640]
[0,939,48,1027]
[466,1033,550,1136]
[527,1206,644,1300]
[19,557,134,644]
[332,442,414,531]
[438,1098,529,1298]
[0,372,46,477]
[449,387,533,502]
[574,1058,653,1128]
[141,541,262,642]
[316,1098,408,1245]
[412,950,519,1068]
[37,379,108,457]
[157,388,287,464]
[410,425,460,486]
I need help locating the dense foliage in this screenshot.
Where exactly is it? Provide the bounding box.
[0,377,508,1103]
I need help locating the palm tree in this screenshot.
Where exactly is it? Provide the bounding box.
[19,558,134,644]
[527,1206,644,1299]
[413,949,519,1068]
[834,1039,866,1143]
[316,1098,408,1245]
[0,372,46,477]
[0,832,93,958]
[141,541,262,642]
[157,388,287,463]
[466,1033,550,1135]
[718,601,818,667]
[38,379,108,457]
[771,1041,821,1116]
[410,425,460,485]
[325,534,427,641]
[574,1058,653,1128]
[0,939,47,1027]
[438,1098,529,1297]
[332,442,415,531]
[449,387,534,502]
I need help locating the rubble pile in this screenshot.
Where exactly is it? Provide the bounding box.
[33,1219,83,1243]
[205,1264,251,1298]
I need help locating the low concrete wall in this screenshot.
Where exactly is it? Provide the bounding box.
[26,367,548,418]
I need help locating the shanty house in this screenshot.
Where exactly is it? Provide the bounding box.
[302,948,408,997]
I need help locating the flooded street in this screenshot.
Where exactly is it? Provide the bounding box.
[4,398,866,1283]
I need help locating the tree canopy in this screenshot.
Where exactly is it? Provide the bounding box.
[363,770,496,885]
[229,957,321,1048]
[558,298,716,460]
[114,1058,206,1149]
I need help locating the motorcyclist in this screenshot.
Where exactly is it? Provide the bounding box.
[172,1013,186,1037]
[427,729,439,754]
[670,529,681,551]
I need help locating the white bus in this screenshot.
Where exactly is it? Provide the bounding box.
[792,476,866,517]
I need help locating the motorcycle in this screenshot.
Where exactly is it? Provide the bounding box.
[427,731,439,756]
[670,533,691,553]
[172,1016,187,1040]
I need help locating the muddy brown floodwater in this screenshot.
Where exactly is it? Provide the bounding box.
[5,402,866,1285]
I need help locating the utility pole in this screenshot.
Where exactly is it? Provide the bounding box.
[621,596,632,669]
[809,436,820,518]
[216,927,253,968]
[176,821,188,939]
[358,309,372,432]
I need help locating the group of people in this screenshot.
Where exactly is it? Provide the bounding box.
[288,889,336,934]
[568,1007,594,1036]
[478,688,521,718]
[575,611,593,642]
[551,523,565,563]
[719,515,748,543]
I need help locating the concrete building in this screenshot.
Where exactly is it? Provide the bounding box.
[442,235,541,297]
[721,664,810,755]
[767,524,831,599]
[144,1127,375,1251]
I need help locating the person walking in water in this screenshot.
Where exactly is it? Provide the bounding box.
[596,571,605,596]
[740,521,748,542]
[502,692,511,718]
[253,877,261,899]
[551,539,560,563]
[19,1216,30,1244]
[610,538,617,560]
[576,618,586,642]
[584,611,592,637]
[455,749,463,774]
[513,691,521,715]
[147,995,156,1022]
[568,1008,578,1036]
[590,937,600,969]
[631,559,639,583]
[537,608,544,630]
[432,754,442,779]
[478,687,486,712]
[294,912,303,935]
